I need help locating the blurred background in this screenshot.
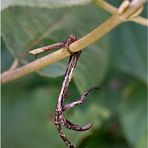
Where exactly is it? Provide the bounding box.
[1,0,147,148]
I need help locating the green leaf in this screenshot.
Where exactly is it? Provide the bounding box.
[74,44,109,92]
[79,119,131,148]
[119,82,147,147]
[37,59,68,77]
[2,0,92,10]
[110,23,147,84]
[2,7,69,57]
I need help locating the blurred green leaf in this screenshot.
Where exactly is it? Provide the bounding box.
[2,0,92,10]
[2,7,69,57]
[136,132,147,148]
[2,77,110,148]
[74,43,109,92]
[119,82,147,147]
[1,38,14,72]
[79,118,131,148]
[110,23,147,84]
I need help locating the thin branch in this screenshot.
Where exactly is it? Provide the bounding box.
[9,59,19,70]
[2,59,19,76]
[1,0,146,84]
[93,0,148,27]
[130,16,148,26]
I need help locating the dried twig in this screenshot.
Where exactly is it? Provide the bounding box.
[54,49,99,147]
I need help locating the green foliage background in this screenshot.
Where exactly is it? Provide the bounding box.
[1,0,147,148]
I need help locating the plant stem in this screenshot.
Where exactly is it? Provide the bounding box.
[93,0,148,27]
[9,59,19,70]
